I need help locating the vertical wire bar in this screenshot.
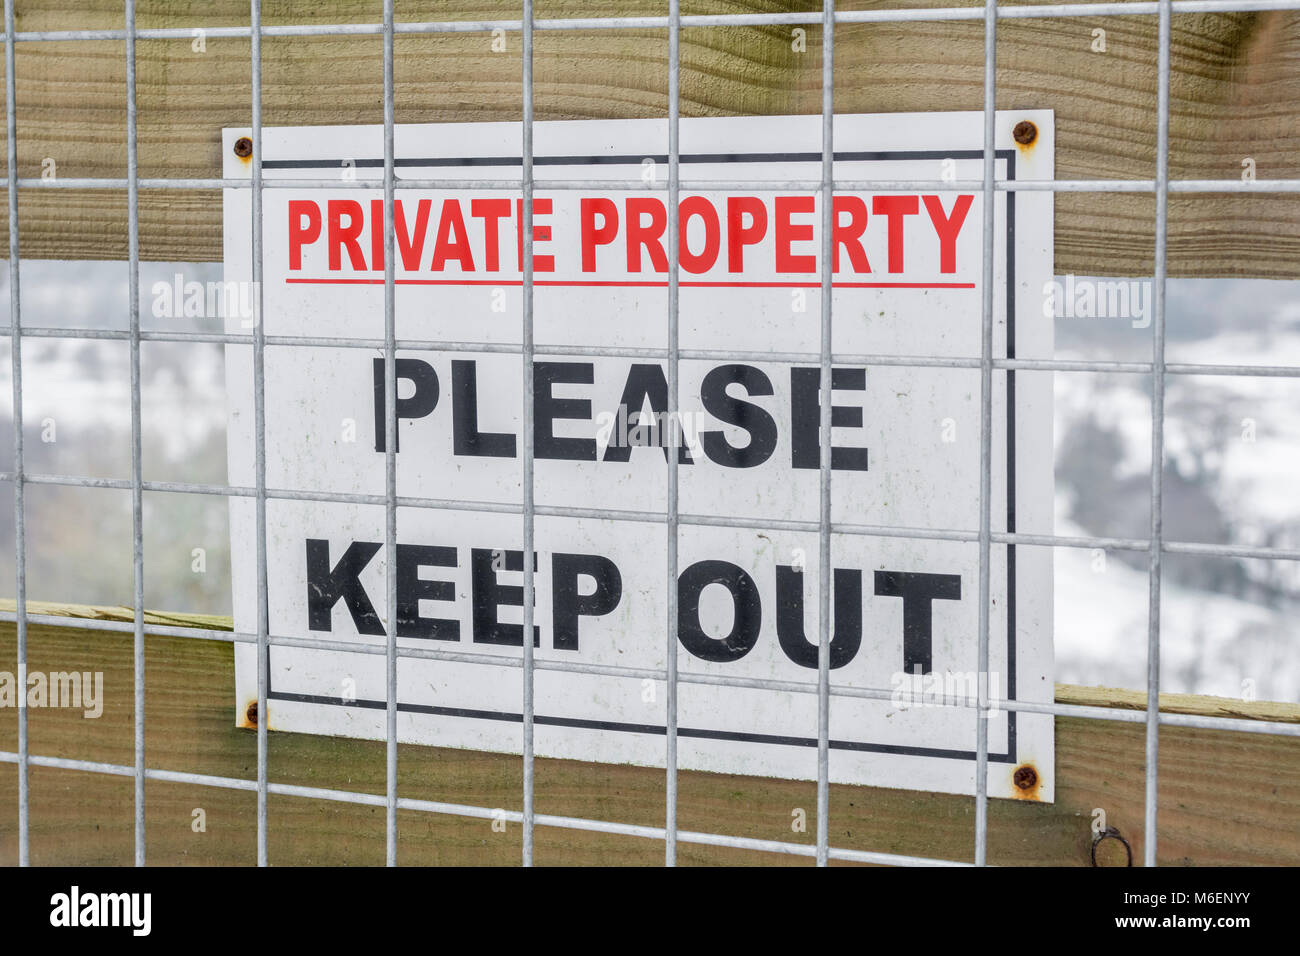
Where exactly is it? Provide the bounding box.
[1145,0,1172,867]
[382,0,398,868]
[664,0,680,868]
[974,0,998,868]
[520,0,536,866]
[250,0,270,867]
[814,0,834,868]
[124,0,146,867]
[3,0,27,869]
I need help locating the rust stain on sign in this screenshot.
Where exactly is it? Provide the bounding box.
[1011,763,1041,800]
[1012,120,1038,150]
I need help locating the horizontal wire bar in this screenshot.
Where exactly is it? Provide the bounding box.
[1005,697,1300,735]
[8,1,1300,43]
[5,470,1294,561]
[18,325,1300,382]
[5,468,1300,558]
[0,748,967,865]
[2,608,1294,737]
[4,176,1299,193]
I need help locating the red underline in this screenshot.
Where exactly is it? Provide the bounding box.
[285,277,975,289]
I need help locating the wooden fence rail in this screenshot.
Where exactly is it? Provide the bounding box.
[2,1,1299,276]
[2,602,1297,865]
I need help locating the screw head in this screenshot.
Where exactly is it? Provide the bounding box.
[245,701,259,726]
[1013,765,1038,790]
[1012,121,1037,146]
[234,136,253,158]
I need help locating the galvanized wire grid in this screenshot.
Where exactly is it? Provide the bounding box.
[2,0,1300,868]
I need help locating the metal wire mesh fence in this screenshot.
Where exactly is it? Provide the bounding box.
[2,0,1299,868]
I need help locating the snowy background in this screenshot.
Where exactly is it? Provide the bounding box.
[0,261,1296,703]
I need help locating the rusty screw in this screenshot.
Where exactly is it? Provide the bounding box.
[1013,765,1038,790]
[233,136,253,158]
[1012,121,1037,146]
[245,701,258,726]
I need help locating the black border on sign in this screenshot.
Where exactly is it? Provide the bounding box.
[262,145,1022,766]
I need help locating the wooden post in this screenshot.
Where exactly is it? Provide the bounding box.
[1,2,1297,275]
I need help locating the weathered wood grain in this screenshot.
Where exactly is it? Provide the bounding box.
[0,1,1296,276]
[1,607,1296,865]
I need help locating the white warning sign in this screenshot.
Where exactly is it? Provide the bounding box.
[223,110,1055,800]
